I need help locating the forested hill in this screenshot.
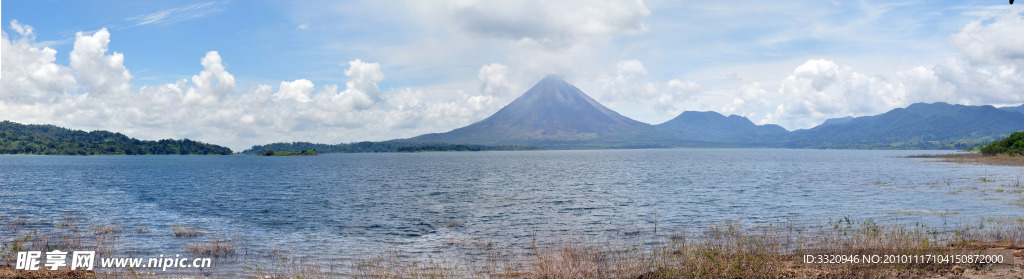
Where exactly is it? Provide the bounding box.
[0,121,232,155]
[785,103,1024,149]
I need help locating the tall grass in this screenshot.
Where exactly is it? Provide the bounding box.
[337,219,1022,278]
[2,216,1021,278]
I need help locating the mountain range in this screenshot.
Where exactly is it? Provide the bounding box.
[399,75,1024,150]
[1001,104,1024,114]
[9,74,1016,154]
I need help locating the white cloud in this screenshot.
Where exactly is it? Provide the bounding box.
[595,59,655,101]
[477,63,519,98]
[273,79,314,103]
[895,65,956,103]
[3,21,518,151]
[652,79,701,115]
[706,10,1024,129]
[616,59,647,77]
[1,25,77,104]
[70,28,132,97]
[928,57,1024,105]
[721,81,772,122]
[770,59,906,128]
[666,79,700,99]
[948,11,1024,65]
[10,20,34,37]
[183,51,235,106]
[333,59,383,110]
[587,59,703,120]
[755,55,1024,130]
[7,4,1024,151]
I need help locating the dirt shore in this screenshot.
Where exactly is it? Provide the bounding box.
[908,152,1024,167]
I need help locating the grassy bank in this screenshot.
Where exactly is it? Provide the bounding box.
[2,216,1023,278]
[908,152,1024,167]
[342,219,1023,279]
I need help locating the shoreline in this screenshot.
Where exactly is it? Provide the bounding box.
[908,152,1024,167]
[2,218,1023,278]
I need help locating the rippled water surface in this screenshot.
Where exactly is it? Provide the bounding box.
[2,149,1023,273]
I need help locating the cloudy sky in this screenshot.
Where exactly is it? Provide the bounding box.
[3,1,1024,151]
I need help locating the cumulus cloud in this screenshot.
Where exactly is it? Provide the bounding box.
[666,79,701,100]
[477,63,520,98]
[772,59,905,128]
[588,59,703,119]
[650,79,701,115]
[7,5,1024,150]
[0,21,515,151]
[70,28,132,97]
[927,57,1024,105]
[744,56,1023,130]
[10,20,34,37]
[273,79,314,103]
[1,21,77,104]
[596,60,656,101]
[723,11,1024,129]
[721,81,771,121]
[333,59,382,109]
[182,51,235,106]
[616,59,647,77]
[948,11,1024,65]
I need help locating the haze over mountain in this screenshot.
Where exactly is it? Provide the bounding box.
[819,116,855,127]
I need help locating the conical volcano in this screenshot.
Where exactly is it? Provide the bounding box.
[407,75,655,146]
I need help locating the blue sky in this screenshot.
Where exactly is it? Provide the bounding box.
[2,1,1024,151]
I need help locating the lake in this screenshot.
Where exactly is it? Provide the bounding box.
[1,149,1022,275]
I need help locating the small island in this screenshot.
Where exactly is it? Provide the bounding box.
[261,149,319,156]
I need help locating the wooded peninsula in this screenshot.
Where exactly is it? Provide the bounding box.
[0,121,232,155]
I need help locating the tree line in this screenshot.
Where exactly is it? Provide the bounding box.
[0,121,232,155]
[980,131,1024,155]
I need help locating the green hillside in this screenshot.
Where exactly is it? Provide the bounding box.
[784,103,1024,149]
[0,121,232,155]
[980,131,1024,155]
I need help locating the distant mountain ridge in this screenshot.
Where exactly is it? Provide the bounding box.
[1001,104,1024,114]
[656,111,788,145]
[786,102,1024,149]
[395,75,1024,150]
[819,116,854,126]
[10,72,1021,154]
